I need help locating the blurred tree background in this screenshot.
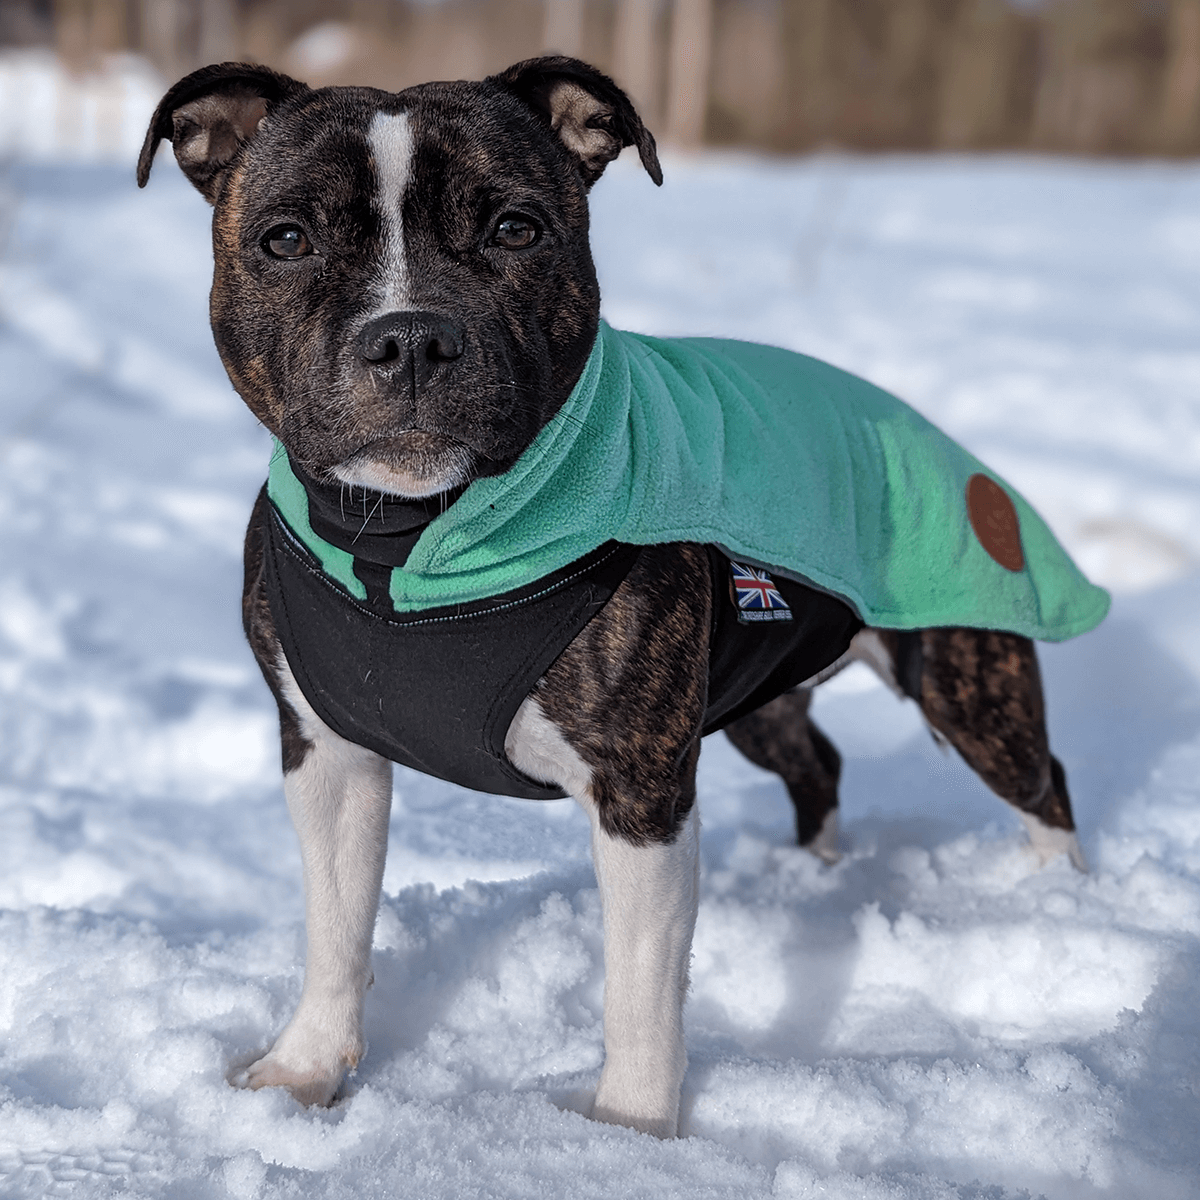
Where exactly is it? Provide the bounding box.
[3,0,1200,154]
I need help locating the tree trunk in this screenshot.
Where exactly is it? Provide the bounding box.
[665,0,713,146]
[614,0,661,127]
[543,0,585,57]
[1162,0,1200,149]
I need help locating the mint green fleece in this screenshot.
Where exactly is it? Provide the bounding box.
[268,321,1109,640]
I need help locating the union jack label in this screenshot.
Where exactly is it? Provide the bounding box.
[729,561,793,624]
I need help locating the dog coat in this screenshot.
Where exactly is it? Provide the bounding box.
[264,324,1107,798]
[269,321,1109,638]
[264,464,863,799]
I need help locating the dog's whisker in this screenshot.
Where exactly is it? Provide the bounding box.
[354,492,387,542]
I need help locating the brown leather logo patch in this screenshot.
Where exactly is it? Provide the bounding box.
[966,473,1024,572]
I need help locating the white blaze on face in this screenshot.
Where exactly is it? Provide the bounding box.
[336,108,471,498]
[367,110,415,311]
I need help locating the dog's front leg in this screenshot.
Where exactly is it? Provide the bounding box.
[586,798,699,1137]
[239,659,393,1105]
[239,492,393,1104]
[506,544,711,1137]
[507,697,700,1138]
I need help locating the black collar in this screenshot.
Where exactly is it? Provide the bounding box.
[286,452,463,568]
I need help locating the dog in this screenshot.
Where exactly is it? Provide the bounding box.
[138,56,1103,1139]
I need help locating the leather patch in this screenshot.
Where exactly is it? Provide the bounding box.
[967,473,1024,572]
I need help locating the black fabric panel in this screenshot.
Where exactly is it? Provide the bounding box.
[894,630,924,702]
[702,547,863,734]
[266,506,861,800]
[286,450,462,568]
[265,505,641,799]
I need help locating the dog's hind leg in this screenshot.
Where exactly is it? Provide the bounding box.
[907,627,1086,871]
[723,690,843,862]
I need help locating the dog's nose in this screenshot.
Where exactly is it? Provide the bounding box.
[358,311,466,368]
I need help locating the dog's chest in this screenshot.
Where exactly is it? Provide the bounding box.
[263,497,860,798]
[265,503,640,798]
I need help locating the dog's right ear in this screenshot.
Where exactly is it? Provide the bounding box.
[137,62,309,202]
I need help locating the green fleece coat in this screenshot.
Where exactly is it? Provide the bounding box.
[268,321,1109,640]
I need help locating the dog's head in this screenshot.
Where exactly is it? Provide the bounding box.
[139,57,660,498]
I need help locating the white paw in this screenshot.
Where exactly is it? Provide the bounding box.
[804,808,842,864]
[1020,812,1089,873]
[232,1016,362,1106]
[233,1052,345,1106]
[591,1096,678,1139]
[592,1058,683,1138]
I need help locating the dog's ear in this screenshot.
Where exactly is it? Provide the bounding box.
[137,62,309,202]
[490,56,662,189]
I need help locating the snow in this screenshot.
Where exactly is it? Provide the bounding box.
[1,146,1199,1198]
[0,51,162,164]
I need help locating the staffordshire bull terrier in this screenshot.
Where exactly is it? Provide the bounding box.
[138,56,1102,1138]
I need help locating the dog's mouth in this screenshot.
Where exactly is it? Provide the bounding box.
[331,432,475,499]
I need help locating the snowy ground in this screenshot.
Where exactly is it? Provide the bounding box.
[1,148,1199,1198]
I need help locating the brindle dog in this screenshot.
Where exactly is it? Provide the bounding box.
[139,56,1084,1139]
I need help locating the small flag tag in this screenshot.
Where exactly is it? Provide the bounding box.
[730,561,793,624]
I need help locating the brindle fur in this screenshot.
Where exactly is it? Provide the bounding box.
[142,57,1081,855]
[727,626,1077,845]
[724,690,842,845]
[242,486,311,775]
[244,487,1077,847]
[242,505,715,849]
[535,544,711,845]
[138,59,657,487]
[916,627,1076,830]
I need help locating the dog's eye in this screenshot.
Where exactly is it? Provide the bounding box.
[262,225,313,259]
[490,216,540,250]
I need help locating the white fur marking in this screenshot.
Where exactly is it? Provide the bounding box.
[807,807,841,864]
[367,111,415,312]
[846,628,949,750]
[235,656,393,1105]
[1020,811,1089,873]
[505,696,594,797]
[330,445,473,500]
[848,628,905,697]
[587,800,699,1139]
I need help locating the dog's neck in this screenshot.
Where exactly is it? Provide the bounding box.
[286,452,463,568]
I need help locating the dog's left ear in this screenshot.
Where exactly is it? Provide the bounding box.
[490,56,662,188]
